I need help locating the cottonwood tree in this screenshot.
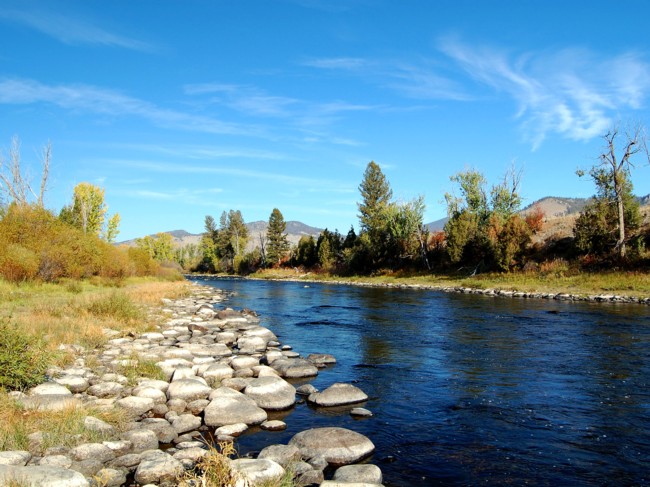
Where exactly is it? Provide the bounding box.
[266,208,290,266]
[200,210,249,272]
[60,182,121,242]
[136,233,174,261]
[576,125,648,258]
[0,136,50,208]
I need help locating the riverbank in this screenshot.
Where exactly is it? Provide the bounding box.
[242,268,650,305]
[0,280,381,486]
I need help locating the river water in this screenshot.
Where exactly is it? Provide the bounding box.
[189,276,650,486]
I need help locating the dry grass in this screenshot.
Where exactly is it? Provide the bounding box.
[0,277,190,359]
[0,390,127,451]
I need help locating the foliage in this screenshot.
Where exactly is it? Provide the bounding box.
[357,161,393,265]
[444,168,532,271]
[199,210,249,273]
[0,136,50,208]
[178,441,243,486]
[117,354,165,384]
[0,320,52,390]
[86,292,143,324]
[293,235,317,268]
[266,208,290,266]
[136,232,175,262]
[59,182,120,241]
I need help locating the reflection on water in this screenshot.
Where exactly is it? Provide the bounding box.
[191,277,650,486]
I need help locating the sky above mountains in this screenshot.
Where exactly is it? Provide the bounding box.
[1,0,649,240]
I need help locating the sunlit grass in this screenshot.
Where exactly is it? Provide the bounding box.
[249,267,650,299]
[0,390,127,451]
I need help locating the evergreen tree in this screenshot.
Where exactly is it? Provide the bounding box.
[266,208,290,266]
[357,161,393,266]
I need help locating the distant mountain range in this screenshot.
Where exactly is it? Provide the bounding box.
[122,195,650,247]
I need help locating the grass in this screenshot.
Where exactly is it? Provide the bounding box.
[0,390,127,452]
[249,266,650,299]
[117,354,166,385]
[0,277,190,357]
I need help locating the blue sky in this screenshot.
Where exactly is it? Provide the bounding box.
[1,0,649,241]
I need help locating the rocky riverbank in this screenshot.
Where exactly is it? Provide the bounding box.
[0,283,382,487]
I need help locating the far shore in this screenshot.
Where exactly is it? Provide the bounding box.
[188,269,650,306]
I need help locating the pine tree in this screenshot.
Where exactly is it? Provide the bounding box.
[266,208,290,266]
[357,161,393,266]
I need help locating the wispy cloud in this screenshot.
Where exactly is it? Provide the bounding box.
[303,56,469,101]
[122,187,223,203]
[0,78,255,136]
[0,7,151,51]
[439,37,650,148]
[107,159,356,194]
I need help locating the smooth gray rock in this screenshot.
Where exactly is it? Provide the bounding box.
[201,363,234,386]
[94,467,127,487]
[271,358,319,378]
[0,450,31,466]
[308,383,368,407]
[116,396,155,418]
[0,464,89,486]
[203,387,267,427]
[29,383,72,396]
[38,455,72,469]
[244,376,296,410]
[120,429,159,453]
[307,353,337,365]
[132,386,167,404]
[171,414,202,434]
[70,443,115,463]
[19,395,82,412]
[260,420,287,431]
[84,416,116,435]
[230,458,285,484]
[140,418,178,444]
[166,378,211,402]
[87,382,124,398]
[54,375,89,393]
[257,444,302,468]
[289,427,375,466]
[134,449,183,485]
[333,464,383,483]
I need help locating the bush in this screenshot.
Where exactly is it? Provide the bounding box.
[0,245,39,282]
[86,292,143,323]
[0,321,51,390]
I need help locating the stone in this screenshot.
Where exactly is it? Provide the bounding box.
[29,383,72,396]
[271,358,318,378]
[102,440,132,457]
[70,443,115,463]
[70,458,106,476]
[173,446,208,464]
[244,376,296,410]
[171,414,202,434]
[351,407,374,418]
[0,450,31,466]
[231,356,260,370]
[19,395,82,412]
[120,429,159,453]
[136,379,170,392]
[215,423,248,437]
[296,384,318,396]
[134,450,184,485]
[237,336,267,353]
[203,387,267,427]
[307,353,337,366]
[109,453,142,469]
[94,467,127,487]
[140,418,179,444]
[308,383,368,407]
[289,427,375,466]
[132,386,167,404]
[260,420,287,431]
[116,396,155,418]
[38,455,72,469]
[297,469,325,486]
[54,375,90,393]
[0,465,89,486]
[201,363,234,386]
[333,464,383,483]
[166,378,211,402]
[257,444,302,468]
[186,399,209,415]
[84,416,116,435]
[87,382,124,398]
[230,458,285,484]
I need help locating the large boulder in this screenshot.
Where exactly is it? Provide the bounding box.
[0,465,89,486]
[166,378,211,402]
[244,376,296,410]
[289,427,375,466]
[307,383,368,407]
[230,458,285,484]
[204,387,267,427]
[271,358,318,378]
[333,464,383,483]
[134,450,183,485]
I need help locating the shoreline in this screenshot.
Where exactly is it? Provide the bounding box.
[190,274,650,306]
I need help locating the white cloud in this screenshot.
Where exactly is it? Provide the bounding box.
[0,78,252,136]
[439,38,650,148]
[0,7,151,51]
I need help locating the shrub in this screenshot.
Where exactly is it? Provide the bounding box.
[86,292,143,323]
[0,320,51,390]
[0,245,39,283]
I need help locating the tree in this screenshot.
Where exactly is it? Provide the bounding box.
[266,208,290,266]
[357,161,393,265]
[576,125,648,258]
[60,182,120,241]
[199,210,248,273]
[0,136,50,207]
[135,233,174,262]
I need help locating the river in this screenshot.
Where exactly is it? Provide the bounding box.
[189,276,650,486]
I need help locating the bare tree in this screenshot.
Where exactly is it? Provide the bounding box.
[598,125,649,257]
[0,136,51,207]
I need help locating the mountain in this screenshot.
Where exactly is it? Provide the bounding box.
[118,221,323,251]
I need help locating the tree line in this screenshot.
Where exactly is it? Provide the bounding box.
[166,124,647,276]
